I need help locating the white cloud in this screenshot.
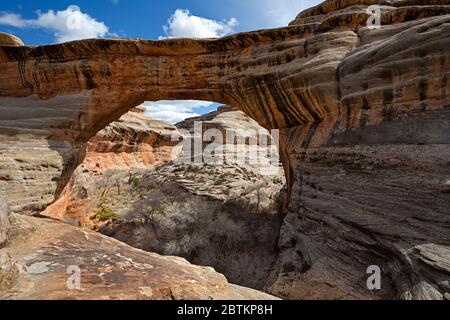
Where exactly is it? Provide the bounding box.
[160,9,238,39]
[0,6,112,43]
[142,100,215,124]
[0,13,28,28]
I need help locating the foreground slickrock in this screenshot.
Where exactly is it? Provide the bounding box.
[0,0,449,299]
[0,212,278,300]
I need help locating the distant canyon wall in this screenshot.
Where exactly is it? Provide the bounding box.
[41,109,180,222]
[0,0,449,299]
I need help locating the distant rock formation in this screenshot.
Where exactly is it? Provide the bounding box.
[176,105,282,174]
[0,0,449,300]
[42,109,180,222]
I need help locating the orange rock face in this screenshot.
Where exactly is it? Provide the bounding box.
[42,110,180,222]
[0,0,449,299]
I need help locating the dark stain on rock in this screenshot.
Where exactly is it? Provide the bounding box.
[419,78,428,102]
[80,60,96,89]
[359,97,370,128]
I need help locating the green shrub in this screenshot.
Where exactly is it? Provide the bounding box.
[128,175,141,187]
[94,207,116,221]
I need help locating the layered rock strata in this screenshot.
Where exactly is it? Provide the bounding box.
[41,109,180,222]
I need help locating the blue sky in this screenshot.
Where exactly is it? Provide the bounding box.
[0,0,321,122]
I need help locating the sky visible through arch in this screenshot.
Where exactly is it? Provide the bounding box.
[0,0,322,123]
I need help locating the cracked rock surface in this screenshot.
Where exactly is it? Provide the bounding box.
[0,213,278,300]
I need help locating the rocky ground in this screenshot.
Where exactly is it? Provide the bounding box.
[0,212,277,300]
[91,163,285,291]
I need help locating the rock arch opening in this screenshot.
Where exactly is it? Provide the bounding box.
[42,99,288,291]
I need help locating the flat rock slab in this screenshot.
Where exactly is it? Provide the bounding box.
[0,214,278,300]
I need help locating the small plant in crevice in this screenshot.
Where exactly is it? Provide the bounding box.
[147,183,157,192]
[214,174,227,186]
[94,207,116,221]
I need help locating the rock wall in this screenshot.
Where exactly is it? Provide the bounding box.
[0,0,449,299]
[176,105,282,173]
[42,109,180,222]
[266,1,450,299]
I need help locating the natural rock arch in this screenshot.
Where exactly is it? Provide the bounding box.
[0,24,354,211]
[1,1,450,213]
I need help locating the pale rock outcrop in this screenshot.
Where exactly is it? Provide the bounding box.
[0,195,10,247]
[75,107,286,290]
[176,105,282,174]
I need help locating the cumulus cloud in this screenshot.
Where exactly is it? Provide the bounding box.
[160,9,238,39]
[0,5,112,43]
[142,100,216,124]
[0,13,27,28]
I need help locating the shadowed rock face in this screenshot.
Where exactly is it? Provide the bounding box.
[0,0,449,299]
